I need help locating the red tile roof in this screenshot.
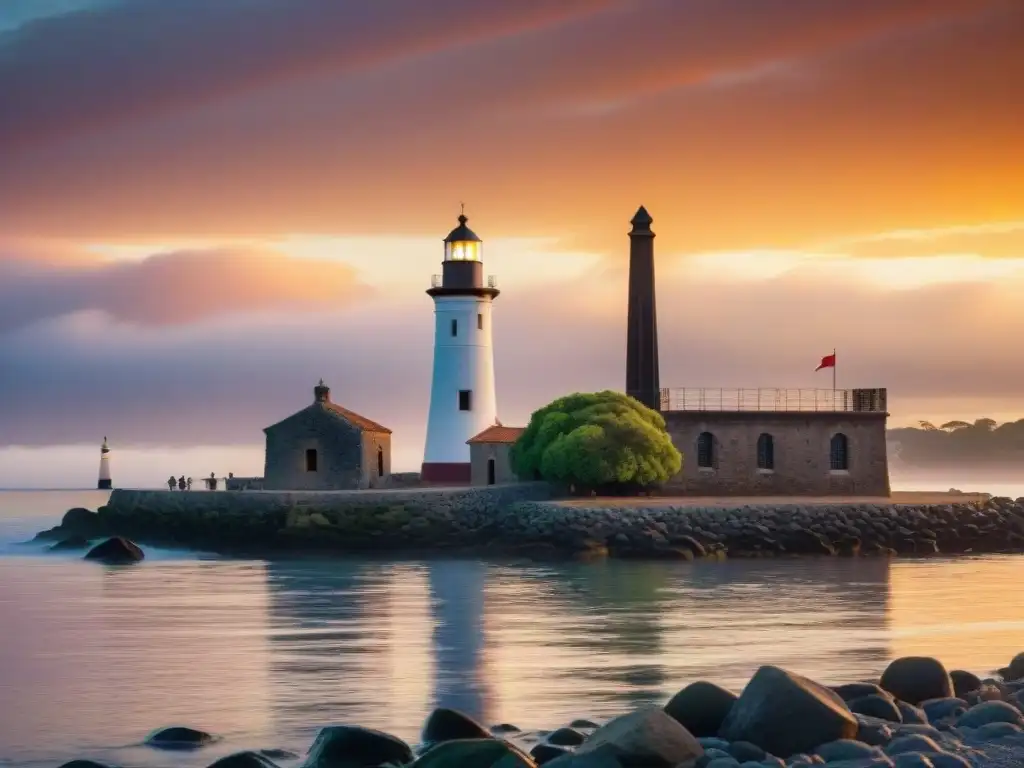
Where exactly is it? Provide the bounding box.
[467,425,525,444]
[324,402,392,433]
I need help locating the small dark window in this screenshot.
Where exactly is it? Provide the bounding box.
[477,313,483,330]
[697,432,715,468]
[487,458,496,485]
[459,390,472,411]
[451,318,458,337]
[830,433,849,470]
[305,448,318,472]
[377,447,384,477]
[757,433,774,470]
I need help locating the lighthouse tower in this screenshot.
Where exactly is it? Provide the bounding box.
[97,437,112,490]
[421,211,499,484]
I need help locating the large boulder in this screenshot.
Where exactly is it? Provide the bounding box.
[718,666,857,757]
[422,708,493,744]
[145,727,217,749]
[58,762,117,768]
[664,681,739,737]
[411,738,534,767]
[302,725,413,768]
[546,728,585,747]
[850,695,903,723]
[574,706,704,768]
[833,683,893,703]
[949,671,982,699]
[84,537,144,564]
[879,657,953,705]
[207,752,281,768]
[62,507,103,535]
[1001,652,1024,681]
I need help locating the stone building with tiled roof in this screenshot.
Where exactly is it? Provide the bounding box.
[467,423,525,486]
[263,381,391,491]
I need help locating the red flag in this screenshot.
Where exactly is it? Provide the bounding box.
[815,353,836,371]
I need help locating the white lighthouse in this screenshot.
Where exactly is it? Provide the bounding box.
[421,211,499,483]
[97,437,112,490]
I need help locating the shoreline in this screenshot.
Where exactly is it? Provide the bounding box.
[29,485,1024,561]
[35,653,1024,768]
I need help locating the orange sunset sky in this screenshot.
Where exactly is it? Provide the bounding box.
[1,0,1023,487]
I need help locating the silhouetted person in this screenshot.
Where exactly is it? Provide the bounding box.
[207,472,217,491]
[167,476,177,491]
[178,476,186,491]
[186,477,193,491]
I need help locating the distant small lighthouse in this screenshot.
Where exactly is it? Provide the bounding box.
[97,437,112,490]
[421,209,500,484]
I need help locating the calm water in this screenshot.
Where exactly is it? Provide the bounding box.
[2,490,1024,768]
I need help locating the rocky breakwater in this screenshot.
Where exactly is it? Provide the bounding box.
[496,496,1024,559]
[32,484,554,555]
[51,651,1024,768]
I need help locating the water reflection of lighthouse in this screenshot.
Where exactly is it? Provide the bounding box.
[428,561,492,723]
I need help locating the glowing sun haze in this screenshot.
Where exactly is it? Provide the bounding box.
[1,0,1023,487]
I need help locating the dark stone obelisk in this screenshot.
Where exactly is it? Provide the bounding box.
[625,206,660,411]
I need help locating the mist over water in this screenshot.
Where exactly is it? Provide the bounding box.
[1,485,1023,767]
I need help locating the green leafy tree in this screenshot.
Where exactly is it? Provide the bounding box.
[510,390,682,494]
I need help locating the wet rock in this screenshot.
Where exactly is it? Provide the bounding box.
[890,754,933,768]
[850,695,902,723]
[884,735,943,756]
[919,698,967,723]
[303,725,413,768]
[856,718,894,747]
[948,671,982,699]
[84,537,144,564]
[569,719,599,729]
[917,754,969,768]
[665,681,739,737]
[145,726,217,750]
[62,507,104,534]
[259,749,299,760]
[725,741,764,762]
[50,536,91,551]
[531,744,570,765]
[575,706,704,767]
[547,727,585,747]
[703,759,741,768]
[1002,651,1024,681]
[491,724,521,734]
[719,666,857,757]
[895,703,929,725]
[413,738,534,767]
[207,752,280,768]
[58,761,117,768]
[879,658,954,705]
[973,721,1022,739]
[422,707,493,744]
[698,738,732,752]
[834,684,892,703]
[814,740,882,763]
[956,700,1024,728]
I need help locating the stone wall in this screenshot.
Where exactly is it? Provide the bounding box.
[663,411,890,497]
[264,410,365,491]
[98,483,553,553]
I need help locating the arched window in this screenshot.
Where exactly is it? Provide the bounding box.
[377,447,384,477]
[697,432,715,468]
[757,433,774,470]
[830,433,849,470]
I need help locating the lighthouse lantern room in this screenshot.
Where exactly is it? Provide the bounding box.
[421,210,500,484]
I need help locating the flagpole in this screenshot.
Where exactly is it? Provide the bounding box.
[832,347,836,394]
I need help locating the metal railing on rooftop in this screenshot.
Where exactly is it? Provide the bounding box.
[656,387,887,413]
